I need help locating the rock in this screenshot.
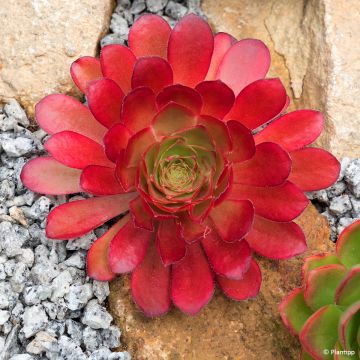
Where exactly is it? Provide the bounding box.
[165,1,188,20]
[329,195,352,216]
[48,335,87,360]
[130,0,146,14]
[22,305,48,338]
[65,284,93,311]
[345,159,360,197]
[146,0,168,13]
[202,0,360,158]
[83,326,102,352]
[92,281,110,303]
[82,300,113,329]
[0,1,114,117]
[4,100,29,127]
[0,309,10,325]
[9,355,35,360]
[50,270,73,301]
[108,205,332,360]
[1,137,34,157]
[100,326,121,349]
[65,319,83,345]
[25,331,56,355]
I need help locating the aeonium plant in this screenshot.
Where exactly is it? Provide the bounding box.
[280,220,360,360]
[21,14,340,317]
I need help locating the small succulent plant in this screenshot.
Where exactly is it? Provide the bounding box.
[21,14,340,317]
[280,220,360,360]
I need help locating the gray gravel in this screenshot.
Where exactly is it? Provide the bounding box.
[307,157,360,241]
[0,100,130,360]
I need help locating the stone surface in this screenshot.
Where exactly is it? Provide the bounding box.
[202,0,360,158]
[109,205,332,360]
[0,1,115,117]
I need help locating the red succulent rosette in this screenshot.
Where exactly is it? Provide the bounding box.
[21,14,340,317]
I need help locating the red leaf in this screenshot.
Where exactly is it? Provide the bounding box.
[246,215,307,259]
[210,199,254,243]
[109,218,152,273]
[132,57,173,94]
[87,78,124,128]
[233,142,291,187]
[20,157,81,195]
[288,148,340,191]
[46,193,137,239]
[131,241,171,317]
[35,94,106,143]
[44,131,113,169]
[128,14,171,59]
[216,39,270,95]
[171,242,214,315]
[70,56,102,93]
[168,14,214,87]
[217,259,261,300]
[100,44,136,93]
[225,78,287,130]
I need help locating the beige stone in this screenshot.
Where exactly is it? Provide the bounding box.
[202,0,360,158]
[0,0,114,117]
[109,205,333,360]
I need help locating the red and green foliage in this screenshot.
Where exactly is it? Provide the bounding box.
[21,14,340,316]
[280,220,360,359]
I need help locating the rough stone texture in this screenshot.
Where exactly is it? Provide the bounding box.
[0,1,115,117]
[109,205,332,360]
[202,0,360,158]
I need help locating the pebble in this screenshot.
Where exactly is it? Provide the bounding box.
[165,1,188,20]
[82,300,113,329]
[1,137,34,157]
[22,305,48,338]
[146,0,168,12]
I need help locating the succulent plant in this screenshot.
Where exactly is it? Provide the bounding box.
[280,220,360,360]
[21,14,340,317]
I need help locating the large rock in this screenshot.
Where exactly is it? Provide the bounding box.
[0,1,114,117]
[109,205,333,360]
[202,0,360,159]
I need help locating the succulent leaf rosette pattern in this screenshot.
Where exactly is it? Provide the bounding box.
[21,14,340,317]
[280,220,360,360]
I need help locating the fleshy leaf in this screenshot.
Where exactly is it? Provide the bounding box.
[279,288,314,336]
[87,78,124,128]
[44,131,113,169]
[20,157,81,195]
[128,14,171,59]
[156,84,202,114]
[129,196,153,231]
[108,218,152,273]
[246,216,307,259]
[216,39,270,95]
[87,216,128,281]
[70,56,102,93]
[339,301,360,351]
[100,44,136,93]
[336,220,360,268]
[156,218,186,266]
[304,264,347,311]
[210,199,254,243]
[195,80,235,118]
[229,181,308,222]
[202,231,251,280]
[233,142,291,187]
[80,165,124,195]
[171,242,214,315]
[288,148,340,191]
[131,57,173,94]
[336,266,360,307]
[225,78,287,129]
[255,110,324,151]
[168,14,214,87]
[217,259,261,300]
[103,123,131,163]
[35,94,106,143]
[46,193,137,240]
[121,87,157,134]
[299,305,343,360]
[302,254,341,283]
[131,241,171,317]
